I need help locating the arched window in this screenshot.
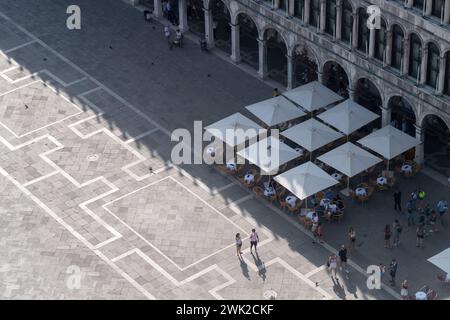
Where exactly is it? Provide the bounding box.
[294,0,305,19]
[426,42,440,88]
[413,0,425,12]
[409,34,422,79]
[431,0,445,19]
[309,0,320,28]
[341,0,353,45]
[445,52,450,96]
[357,8,369,53]
[374,19,386,61]
[325,0,337,36]
[391,25,404,71]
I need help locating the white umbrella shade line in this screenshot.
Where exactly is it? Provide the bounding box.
[428,248,450,274]
[357,125,420,161]
[237,136,303,175]
[245,95,306,127]
[274,161,339,201]
[317,99,380,135]
[204,112,266,148]
[283,81,343,112]
[281,118,344,152]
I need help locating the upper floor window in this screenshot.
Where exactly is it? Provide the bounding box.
[413,0,425,12]
[309,0,320,28]
[294,0,305,20]
[341,0,353,45]
[409,33,422,79]
[325,0,337,36]
[391,25,404,71]
[445,52,450,96]
[431,0,445,19]
[357,8,369,54]
[374,19,387,62]
[426,42,440,88]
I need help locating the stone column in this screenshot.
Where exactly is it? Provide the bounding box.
[425,0,433,16]
[258,38,268,80]
[381,106,391,127]
[130,0,139,6]
[401,36,410,75]
[444,0,450,24]
[178,0,189,32]
[351,11,358,50]
[319,0,326,34]
[406,0,413,8]
[369,27,375,58]
[385,29,392,66]
[204,8,214,49]
[287,54,294,89]
[230,23,241,63]
[348,83,355,100]
[336,0,342,41]
[420,46,429,85]
[414,124,425,165]
[304,0,310,25]
[317,70,324,84]
[153,0,162,18]
[437,55,446,94]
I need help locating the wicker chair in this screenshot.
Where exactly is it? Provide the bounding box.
[253,186,263,198]
[332,212,344,223]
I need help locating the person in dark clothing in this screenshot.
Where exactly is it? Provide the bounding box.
[389,259,398,286]
[393,190,402,212]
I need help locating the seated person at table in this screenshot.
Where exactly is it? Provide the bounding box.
[324,189,334,200]
[336,199,345,210]
[310,194,319,207]
[333,194,342,202]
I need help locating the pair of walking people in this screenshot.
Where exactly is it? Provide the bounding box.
[235,229,259,257]
[163,26,183,50]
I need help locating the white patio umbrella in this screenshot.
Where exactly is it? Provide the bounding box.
[245,95,306,127]
[283,81,343,112]
[204,112,266,148]
[274,161,339,208]
[317,142,383,194]
[317,99,380,136]
[237,136,302,175]
[428,248,450,274]
[357,125,420,170]
[281,118,344,157]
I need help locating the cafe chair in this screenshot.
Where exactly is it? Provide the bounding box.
[332,212,344,223]
[279,199,288,211]
[253,186,263,198]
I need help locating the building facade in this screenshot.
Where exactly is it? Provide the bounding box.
[130,0,450,176]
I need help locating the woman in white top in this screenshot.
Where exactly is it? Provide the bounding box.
[328,254,338,278]
[249,229,259,254]
[235,233,243,257]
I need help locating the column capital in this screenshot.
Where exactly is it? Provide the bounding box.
[257,37,266,44]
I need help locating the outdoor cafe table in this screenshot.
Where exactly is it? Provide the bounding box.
[377,176,388,185]
[244,173,255,184]
[286,195,298,207]
[226,161,237,171]
[355,187,367,197]
[415,291,427,300]
[401,164,413,173]
[331,172,343,181]
[264,186,276,197]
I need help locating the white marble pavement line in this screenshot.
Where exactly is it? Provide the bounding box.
[0,79,84,138]
[0,49,19,74]
[0,130,124,250]
[111,248,236,299]
[101,175,254,272]
[0,10,400,300]
[2,39,37,54]
[0,165,156,300]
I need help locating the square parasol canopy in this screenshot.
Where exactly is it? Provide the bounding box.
[245,95,306,127]
[282,81,343,112]
[428,248,450,274]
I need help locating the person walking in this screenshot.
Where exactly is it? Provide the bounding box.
[429,210,438,233]
[401,280,409,299]
[393,189,402,212]
[235,233,243,257]
[175,29,183,47]
[348,227,356,252]
[384,224,392,249]
[416,224,425,248]
[164,25,173,50]
[389,259,398,286]
[393,219,402,246]
[406,199,415,226]
[249,229,259,254]
[338,245,349,274]
[437,200,448,225]
[327,254,338,279]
